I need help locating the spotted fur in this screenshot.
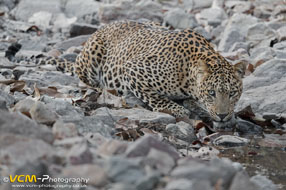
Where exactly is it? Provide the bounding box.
[43,20,246,121]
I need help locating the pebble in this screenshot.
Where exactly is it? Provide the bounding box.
[213,135,250,147]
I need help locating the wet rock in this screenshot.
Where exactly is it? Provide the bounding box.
[61,164,108,187]
[125,135,180,160]
[30,101,59,125]
[11,0,62,21]
[213,135,250,147]
[166,121,197,142]
[0,110,54,143]
[229,171,259,190]
[106,156,145,184]
[0,90,15,107]
[237,59,286,114]
[93,107,176,125]
[52,121,78,139]
[70,23,98,37]
[250,175,278,190]
[54,35,90,51]
[98,0,163,24]
[164,8,198,29]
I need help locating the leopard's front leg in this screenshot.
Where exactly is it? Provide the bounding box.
[123,69,190,118]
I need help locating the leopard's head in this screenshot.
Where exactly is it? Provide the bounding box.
[196,59,246,123]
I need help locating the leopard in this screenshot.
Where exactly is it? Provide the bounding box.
[41,20,246,124]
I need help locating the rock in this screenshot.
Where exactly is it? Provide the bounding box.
[67,142,93,165]
[28,11,52,29]
[172,158,238,187]
[250,47,274,67]
[0,110,54,144]
[105,156,145,184]
[194,26,212,41]
[30,101,59,125]
[52,13,77,32]
[135,171,160,190]
[70,23,98,37]
[166,121,197,142]
[0,135,54,166]
[11,0,62,21]
[13,97,36,114]
[41,96,84,123]
[144,148,176,175]
[196,5,227,27]
[164,8,198,29]
[277,26,286,42]
[225,1,253,14]
[0,89,15,107]
[93,107,176,126]
[229,171,259,190]
[273,41,286,50]
[52,121,78,139]
[166,179,193,190]
[237,59,286,114]
[250,175,278,190]
[229,42,250,53]
[192,0,213,10]
[191,180,213,190]
[218,13,258,52]
[18,37,47,51]
[125,135,180,160]
[108,183,136,190]
[98,0,163,24]
[64,0,101,19]
[97,140,128,156]
[236,119,263,136]
[61,164,108,187]
[0,97,8,110]
[213,135,250,147]
[54,35,90,51]
[247,23,277,49]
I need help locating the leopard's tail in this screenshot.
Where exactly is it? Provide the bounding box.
[35,56,76,76]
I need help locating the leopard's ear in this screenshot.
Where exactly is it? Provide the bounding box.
[234,61,247,79]
[197,60,209,82]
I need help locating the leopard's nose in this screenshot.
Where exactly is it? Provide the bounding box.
[217,114,228,121]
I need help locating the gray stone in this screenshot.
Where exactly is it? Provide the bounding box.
[67,142,93,165]
[11,0,62,21]
[93,107,176,125]
[274,49,286,59]
[98,0,163,24]
[0,135,54,166]
[166,121,197,142]
[250,175,278,190]
[0,97,8,110]
[108,183,136,190]
[229,42,250,53]
[236,119,263,136]
[125,135,180,160]
[28,11,53,29]
[106,156,145,184]
[166,179,193,190]
[164,8,198,29]
[247,23,277,49]
[172,158,237,187]
[237,59,286,114]
[213,135,250,147]
[61,164,108,186]
[52,121,78,139]
[196,6,227,27]
[273,41,286,50]
[229,171,259,190]
[0,90,15,107]
[194,26,212,41]
[30,101,59,125]
[191,180,213,190]
[135,171,160,190]
[192,0,212,10]
[218,13,258,52]
[64,0,100,18]
[0,110,54,144]
[70,23,98,37]
[277,26,286,42]
[225,1,253,14]
[54,35,90,51]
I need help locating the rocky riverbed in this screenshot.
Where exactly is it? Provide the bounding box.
[0,0,286,190]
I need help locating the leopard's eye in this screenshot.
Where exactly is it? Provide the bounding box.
[208,90,216,97]
[229,91,236,97]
